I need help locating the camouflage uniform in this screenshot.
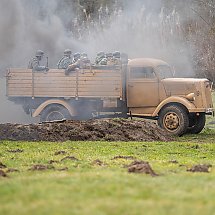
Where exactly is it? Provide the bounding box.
[95,52,107,65]
[106,53,114,65]
[57,49,72,69]
[113,51,121,65]
[72,53,81,64]
[66,53,81,73]
[80,53,91,68]
[28,50,48,72]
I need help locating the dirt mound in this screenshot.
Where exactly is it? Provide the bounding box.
[0,162,7,169]
[127,161,159,176]
[0,170,7,177]
[113,155,136,160]
[54,151,67,156]
[6,168,19,173]
[7,149,23,153]
[0,119,173,142]
[61,156,79,161]
[92,159,106,166]
[29,164,55,171]
[187,164,212,173]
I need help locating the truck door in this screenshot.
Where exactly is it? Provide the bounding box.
[127,66,159,107]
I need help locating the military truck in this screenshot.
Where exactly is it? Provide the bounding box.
[6,58,213,136]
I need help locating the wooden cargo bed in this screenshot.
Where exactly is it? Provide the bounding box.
[7,68,122,99]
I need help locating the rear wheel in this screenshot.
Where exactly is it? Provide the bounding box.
[158,105,189,136]
[187,113,206,134]
[40,105,71,122]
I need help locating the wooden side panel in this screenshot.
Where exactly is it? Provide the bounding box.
[7,68,122,98]
[7,69,32,96]
[77,69,122,98]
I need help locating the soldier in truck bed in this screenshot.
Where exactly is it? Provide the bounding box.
[57,49,72,69]
[28,50,49,72]
[66,52,90,74]
[95,51,107,65]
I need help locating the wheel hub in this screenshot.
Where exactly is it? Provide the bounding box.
[164,112,179,130]
[46,111,65,121]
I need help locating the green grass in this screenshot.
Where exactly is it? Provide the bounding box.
[1,130,215,215]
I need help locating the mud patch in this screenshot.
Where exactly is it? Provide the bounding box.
[48,160,59,164]
[92,159,106,166]
[6,168,19,173]
[0,170,7,177]
[187,164,212,173]
[29,164,55,171]
[169,160,179,164]
[57,167,69,171]
[7,149,24,153]
[127,161,158,177]
[0,119,173,142]
[0,162,7,169]
[113,155,136,160]
[54,151,67,156]
[61,156,79,162]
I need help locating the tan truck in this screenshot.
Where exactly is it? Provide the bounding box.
[6,58,214,136]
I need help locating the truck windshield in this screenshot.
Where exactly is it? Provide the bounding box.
[156,65,173,79]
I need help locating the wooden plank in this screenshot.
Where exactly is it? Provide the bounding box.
[78,73,121,78]
[8,80,121,86]
[8,79,75,84]
[78,77,121,81]
[78,92,121,96]
[8,79,32,84]
[8,83,32,88]
[9,69,31,73]
[33,77,76,81]
[10,73,32,77]
[34,88,76,93]
[78,86,120,91]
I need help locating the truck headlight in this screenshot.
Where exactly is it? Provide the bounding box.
[186,93,195,101]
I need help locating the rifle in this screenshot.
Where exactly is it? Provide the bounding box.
[46,57,49,68]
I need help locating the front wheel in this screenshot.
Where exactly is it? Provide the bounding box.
[40,105,71,122]
[187,113,206,134]
[158,105,189,136]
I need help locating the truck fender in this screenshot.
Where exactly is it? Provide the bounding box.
[32,99,76,118]
[152,96,196,117]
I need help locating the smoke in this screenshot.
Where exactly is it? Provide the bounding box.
[83,0,194,75]
[0,0,196,123]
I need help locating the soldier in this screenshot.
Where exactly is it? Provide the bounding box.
[106,52,114,65]
[66,53,81,73]
[95,51,107,65]
[28,50,49,72]
[72,53,81,64]
[113,51,121,65]
[57,49,72,69]
[80,53,91,68]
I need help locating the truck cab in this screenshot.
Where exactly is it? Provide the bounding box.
[127,58,213,135]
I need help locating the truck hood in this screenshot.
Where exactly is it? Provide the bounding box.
[161,78,209,96]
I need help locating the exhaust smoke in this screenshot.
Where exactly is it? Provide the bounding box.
[0,0,198,123]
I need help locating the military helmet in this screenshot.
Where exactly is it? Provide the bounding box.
[64,49,72,55]
[36,50,44,57]
[113,51,120,58]
[106,53,113,58]
[74,53,81,58]
[97,51,105,57]
[81,53,88,58]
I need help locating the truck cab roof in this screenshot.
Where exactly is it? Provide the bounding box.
[128,58,169,68]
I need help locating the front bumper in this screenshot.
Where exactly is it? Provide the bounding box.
[189,108,214,115]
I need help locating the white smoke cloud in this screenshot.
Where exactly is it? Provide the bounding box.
[0,0,195,123]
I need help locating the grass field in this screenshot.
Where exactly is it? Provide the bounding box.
[0,128,215,215]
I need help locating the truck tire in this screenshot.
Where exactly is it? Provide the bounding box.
[158,105,189,136]
[40,105,71,122]
[187,113,206,134]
